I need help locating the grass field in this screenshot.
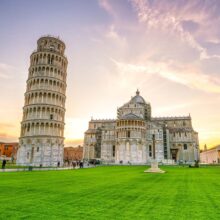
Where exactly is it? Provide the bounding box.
[0,166,220,220]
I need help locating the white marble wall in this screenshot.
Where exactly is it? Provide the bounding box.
[17,144,63,167]
[115,140,147,164]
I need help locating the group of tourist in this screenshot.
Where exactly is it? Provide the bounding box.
[1,159,95,170]
[71,161,84,168]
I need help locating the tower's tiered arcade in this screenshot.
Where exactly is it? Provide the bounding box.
[16,36,68,166]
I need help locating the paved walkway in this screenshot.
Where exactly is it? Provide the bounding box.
[0,165,95,172]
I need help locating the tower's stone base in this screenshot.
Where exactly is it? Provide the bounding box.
[16,138,64,167]
[144,161,165,173]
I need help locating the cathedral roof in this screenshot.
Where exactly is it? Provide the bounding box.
[120,113,143,120]
[130,90,146,104]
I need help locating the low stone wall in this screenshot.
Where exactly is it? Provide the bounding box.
[0,167,76,172]
[0,165,96,172]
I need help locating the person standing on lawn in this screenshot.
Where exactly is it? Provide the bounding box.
[2,159,6,169]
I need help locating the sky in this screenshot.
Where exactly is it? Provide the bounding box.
[0,0,220,149]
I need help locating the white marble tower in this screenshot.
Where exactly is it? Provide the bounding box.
[16,36,68,167]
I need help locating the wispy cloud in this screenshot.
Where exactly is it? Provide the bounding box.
[0,123,15,128]
[110,58,149,90]
[112,58,220,93]
[131,0,220,60]
[0,63,14,79]
[154,103,192,115]
[105,25,127,47]
[98,0,117,18]
[0,122,20,142]
[0,133,18,142]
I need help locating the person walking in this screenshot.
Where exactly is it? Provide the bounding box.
[2,159,6,169]
[72,161,76,169]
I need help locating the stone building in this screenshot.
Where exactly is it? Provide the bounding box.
[16,36,68,167]
[200,145,220,164]
[64,146,83,163]
[83,90,199,164]
[0,142,18,159]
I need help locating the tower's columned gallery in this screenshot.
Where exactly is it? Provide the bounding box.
[83,90,199,164]
[16,36,68,166]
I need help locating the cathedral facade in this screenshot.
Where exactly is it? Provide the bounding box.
[83,90,199,164]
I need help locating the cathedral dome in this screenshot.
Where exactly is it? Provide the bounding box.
[131,90,146,104]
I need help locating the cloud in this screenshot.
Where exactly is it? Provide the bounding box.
[0,133,10,138]
[0,63,14,79]
[154,103,192,115]
[0,133,18,142]
[198,130,220,148]
[105,25,127,47]
[0,123,15,128]
[112,58,220,93]
[206,39,220,44]
[110,58,150,90]
[98,0,117,18]
[131,0,220,60]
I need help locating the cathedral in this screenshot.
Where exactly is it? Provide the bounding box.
[83,90,199,164]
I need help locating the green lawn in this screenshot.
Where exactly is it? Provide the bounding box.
[0,166,220,220]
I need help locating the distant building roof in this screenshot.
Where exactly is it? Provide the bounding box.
[203,145,220,152]
[0,142,18,145]
[90,119,116,123]
[152,116,191,121]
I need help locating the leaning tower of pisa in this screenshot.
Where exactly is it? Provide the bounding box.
[16,36,68,167]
